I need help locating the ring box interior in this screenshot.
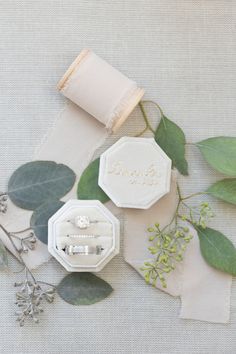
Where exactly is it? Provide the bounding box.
[48,200,120,272]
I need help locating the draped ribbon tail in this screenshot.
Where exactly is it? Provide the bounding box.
[180,227,232,323]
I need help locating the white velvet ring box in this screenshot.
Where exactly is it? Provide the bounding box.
[48,200,120,272]
[99,137,172,209]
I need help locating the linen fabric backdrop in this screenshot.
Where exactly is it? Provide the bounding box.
[0,1,236,353]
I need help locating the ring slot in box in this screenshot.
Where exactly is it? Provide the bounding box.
[48,200,120,272]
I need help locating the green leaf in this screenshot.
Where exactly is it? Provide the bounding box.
[196,137,236,176]
[196,226,236,275]
[207,179,236,205]
[0,240,8,270]
[8,161,76,210]
[155,115,188,175]
[57,273,113,305]
[77,158,110,203]
[30,200,64,244]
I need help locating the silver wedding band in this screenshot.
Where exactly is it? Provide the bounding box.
[66,234,100,239]
[65,245,103,256]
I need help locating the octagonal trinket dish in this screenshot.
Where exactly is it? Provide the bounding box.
[99,137,171,209]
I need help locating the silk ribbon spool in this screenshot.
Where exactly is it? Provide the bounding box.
[57,49,144,132]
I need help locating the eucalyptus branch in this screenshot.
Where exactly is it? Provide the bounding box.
[135,126,148,137]
[0,223,55,326]
[137,101,156,135]
[141,184,214,288]
[160,197,181,234]
[0,225,23,263]
[181,191,209,201]
[141,100,165,119]
[135,100,169,138]
[10,232,37,254]
[11,227,32,234]
[0,224,35,277]
[37,281,56,289]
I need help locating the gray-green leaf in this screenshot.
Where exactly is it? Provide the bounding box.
[207,179,236,205]
[196,137,236,176]
[196,226,236,275]
[0,239,8,270]
[57,273,113,305]
[8,161,76,210]
[77,158,110,203]
[30,200,64,244]
[155,116,188,175]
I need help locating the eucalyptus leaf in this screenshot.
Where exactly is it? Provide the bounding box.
[196,226,236,275]
[0,240,8,270]
[57,273,113,305]
[77,158,110,203]
[8,161,76,210]
[196,137,236,176]
[155,115,188,175]
[30,200,64,244]
[207,179,236,205]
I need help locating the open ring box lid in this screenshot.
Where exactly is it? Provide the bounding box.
[99,137,172,209]
[48,200,120,272]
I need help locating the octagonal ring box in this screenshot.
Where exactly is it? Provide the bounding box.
[99,137,172,209]
[48,200,120,272]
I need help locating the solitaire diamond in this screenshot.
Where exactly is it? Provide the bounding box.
[74,215,90,229]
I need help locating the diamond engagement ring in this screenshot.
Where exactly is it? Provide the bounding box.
[67,216,99,229]
[65,245,103,256]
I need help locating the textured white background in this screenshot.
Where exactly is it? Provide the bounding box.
[1,1,236,353]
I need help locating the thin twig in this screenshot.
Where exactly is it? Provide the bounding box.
[0,224,36,283]
[138,102,155,134]
[37,281,57,289]
[142,99,164,116]
[11,228,31,235]
[181,191,209,201]
[135,126,148,137]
